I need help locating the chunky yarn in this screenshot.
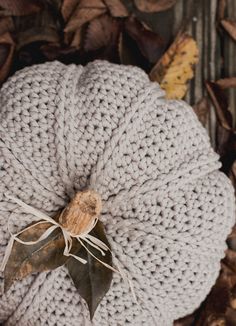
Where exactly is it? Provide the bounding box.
[0,60,235,326]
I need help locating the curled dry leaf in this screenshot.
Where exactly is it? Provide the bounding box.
[0,0,43,16]
[64,0,106,33]
[103,0,129,17]
[4,221,74,292]
[66,220,113,320]
[149,33,199,99]
[14,8,60,51]
[0,32,15,84]
[0,17,14,36]
[134,0,177,13]
[217,0,226,21]
[124,17,165,64]
[206,81,232,131]
[193,97,209,127]
[84,14,121,62]
[61,0,79,22]
[216,77,236,89]
[221,19,236,42]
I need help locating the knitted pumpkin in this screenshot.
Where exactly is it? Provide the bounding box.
[0,60,235,326]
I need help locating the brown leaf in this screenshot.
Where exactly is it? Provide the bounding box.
[193,97,209,127]
[14,9,60,51]
[64,0,106,33]
[84,15,119,51]
[0,32,15,84]
[134,0,177,13]
[66,220,113,320]
[103,0,129,17]
[0,17,14,36]
[0,0,43,16]
[124,17,165,64]
[217,0,226,21]
[61,0,79,22]
[223,250,236,274]
[4,221,74,292]
[221,19,236,42]
[216,78,236,89]
[206,81,233,131]
[174,314,196,326]
[150,33,199,99]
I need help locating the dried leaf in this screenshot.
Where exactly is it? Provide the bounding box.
[64,0,106,33]
[218,0,226,21]
[61,0,79,22]
[216,77,236,89]
[124,17,165,64]
[118,30,145,67]
[206,81,233,131]
[0,32,15,84]
[4,221,76,291]
[14,9,60,51]
[193,97,209,127]
[103,0,129,17]
[221,19,236,42]
[150,33,199,99]
[0,0,43,16]
[0,17,14,36]
[83,14,121,62]
[66,220,113,320]
[70,28,82,48]
[134,0,177,13]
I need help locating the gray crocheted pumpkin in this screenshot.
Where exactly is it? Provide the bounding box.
[0,60,235,326]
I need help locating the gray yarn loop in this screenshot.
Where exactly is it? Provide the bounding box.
[0,60,235,326]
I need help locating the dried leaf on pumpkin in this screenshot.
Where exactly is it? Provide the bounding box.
[66,220,113,320]
[4,221,71,292]
[149,33,199,99]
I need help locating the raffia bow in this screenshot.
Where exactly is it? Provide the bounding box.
[0,189,136,301]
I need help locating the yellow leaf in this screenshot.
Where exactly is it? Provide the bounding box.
[149,33,199,99]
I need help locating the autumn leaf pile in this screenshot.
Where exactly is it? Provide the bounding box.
[0,0,236,325]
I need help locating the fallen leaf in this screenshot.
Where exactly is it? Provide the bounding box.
[0,17,14,36]
[14,8,60,51]
[216,77,236,89]
[41,43,77,60]
[66,220,113,320]
[70,28,82,48]
[0,32,15,84]
[124,17,165,64]
[103,0,129,17]
[83,14,121,62]
[118,30,149,68]
[64,0,107,33]
[217,0,226,21]
[149,33,199,99]
[0,0,43,16]
[221,19,236,42]
[193,97,209,127]
[61,0,79,22]
[4,221,75,291]
[206,81,232,131]
[134,0,177,13]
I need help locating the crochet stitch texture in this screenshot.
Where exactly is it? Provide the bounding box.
[0,60,235,326]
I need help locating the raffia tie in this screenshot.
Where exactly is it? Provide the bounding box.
[0,189,136,302]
